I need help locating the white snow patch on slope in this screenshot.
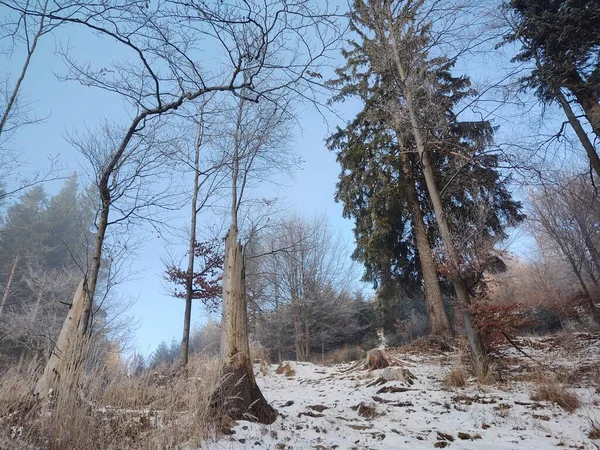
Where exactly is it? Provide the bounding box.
[209,335,600,449]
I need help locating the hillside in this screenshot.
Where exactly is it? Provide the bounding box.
[212,333,600,449]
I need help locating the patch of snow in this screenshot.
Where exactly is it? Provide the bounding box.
[210,335,600,449]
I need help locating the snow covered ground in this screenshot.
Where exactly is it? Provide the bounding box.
[211,333,600,450]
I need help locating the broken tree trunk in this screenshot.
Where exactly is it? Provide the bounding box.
[34,279,87,399]
[365,349,394,370]
[210,227,277,424]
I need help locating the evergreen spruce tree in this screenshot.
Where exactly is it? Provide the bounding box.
[328,0,523,371]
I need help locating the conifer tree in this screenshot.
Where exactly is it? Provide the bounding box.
[328,0,523,372]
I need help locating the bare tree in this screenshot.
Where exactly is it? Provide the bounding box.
[167,100,230,369]
[19,0,341,404]
[529,174,600,323]
[0,0,69,201]
[0,0,51,141]
[250,215,361,361]
[209,89,295,424]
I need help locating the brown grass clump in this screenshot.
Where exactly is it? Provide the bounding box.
[400,335,455,355]
[443,367,467,389]
[530,373,580,413]
[588,421,600,440]
[475,358,498,386]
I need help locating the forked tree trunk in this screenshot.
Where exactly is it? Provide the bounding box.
[400,147,453,337]
[210,226,277,424]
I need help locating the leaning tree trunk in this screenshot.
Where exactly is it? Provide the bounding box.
[565,71,600,141]
[400,147,453,337]
[210,226,277,424]
[34,280,86,399]
[555,88,600,178]
[387,6,487,377]
[36,198,108,401]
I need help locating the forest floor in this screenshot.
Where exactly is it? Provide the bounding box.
[210,331,600,450]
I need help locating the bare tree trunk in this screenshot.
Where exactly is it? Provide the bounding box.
[35,135,109,400]
[293,312,305,361]
[304,319,310,361]
[400,147,453,337]
[31,289,44,323]
[554,88,600,178]
[565,72,600,141]
[181,116,203,368]
[210,226,277,424]
[0,254,19,321]
[562,248,600,324]
[275,283,282,363]
[387,6,487,376]
[34,280,85,398]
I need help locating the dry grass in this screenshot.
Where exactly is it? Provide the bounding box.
[399,335,455,355]
[324,345,366,365]
[588,420,600,440]
[529,372,581,413]
[249,337,269,364]
[443,367,467,389]
[476,357,498,386]
[0,351,221,449]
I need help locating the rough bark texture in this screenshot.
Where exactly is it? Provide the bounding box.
[34,280,85,399]
[210,227,277,424]
[387,5,487,377]
[400,148,453,337]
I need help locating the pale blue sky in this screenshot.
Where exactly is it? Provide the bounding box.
[2,1,584,359]
[1,12,362,357]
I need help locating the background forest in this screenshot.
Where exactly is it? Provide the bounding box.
[0,0,599,448]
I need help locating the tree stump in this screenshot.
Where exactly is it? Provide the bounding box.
[364,349,394,370]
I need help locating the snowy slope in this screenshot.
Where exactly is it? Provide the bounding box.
[210,334,600,450]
